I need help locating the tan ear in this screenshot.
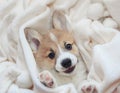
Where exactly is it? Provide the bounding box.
[52,11,71,31]
[25,28,41,53]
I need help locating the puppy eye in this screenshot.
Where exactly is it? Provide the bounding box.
[48,49,55,59]
[64,42,72,50]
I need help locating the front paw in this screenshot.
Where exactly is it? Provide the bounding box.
[38,70,56,88]
[81,84,98,93]
[78,81,99,93]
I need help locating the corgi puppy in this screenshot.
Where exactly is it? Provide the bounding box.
[25,11,87,90]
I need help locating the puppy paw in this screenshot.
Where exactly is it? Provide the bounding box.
[78,80,99,93]
[81,84,98,93]
[39,71,56,88]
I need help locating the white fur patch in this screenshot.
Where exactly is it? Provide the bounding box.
[49,32,58,43]
[49,32,63,53]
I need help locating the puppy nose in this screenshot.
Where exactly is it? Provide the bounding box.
[61,58,72,68]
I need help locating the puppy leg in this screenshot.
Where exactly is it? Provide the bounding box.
[38,70,57,88]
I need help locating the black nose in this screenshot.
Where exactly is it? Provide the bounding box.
[61,58,72,68]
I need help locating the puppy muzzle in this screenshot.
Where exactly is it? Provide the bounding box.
[55,52,78,74]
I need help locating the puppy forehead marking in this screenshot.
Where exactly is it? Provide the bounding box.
[50,32,58,43]
[49,32,63,53]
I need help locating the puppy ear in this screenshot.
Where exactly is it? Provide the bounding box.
[25,28,41,53]
[52,11,71,32]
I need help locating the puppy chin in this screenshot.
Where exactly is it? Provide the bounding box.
[59,71,76,76]
[55,65,77,76]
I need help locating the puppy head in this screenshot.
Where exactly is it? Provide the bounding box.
[26,11,79,75]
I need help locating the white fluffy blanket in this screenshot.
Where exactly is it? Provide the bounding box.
[0,0,120,93]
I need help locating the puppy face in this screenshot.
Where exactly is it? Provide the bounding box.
[26,11,80,75]
[40,30,79,74]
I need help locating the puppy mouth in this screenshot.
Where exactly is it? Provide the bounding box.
[63,66,76,73]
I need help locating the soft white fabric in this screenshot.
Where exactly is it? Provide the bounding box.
[103,0,120,26]
[92,33,120,93]
[0,0,120,93]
